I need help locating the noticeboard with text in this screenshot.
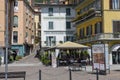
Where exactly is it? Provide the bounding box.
[92,44,105,70]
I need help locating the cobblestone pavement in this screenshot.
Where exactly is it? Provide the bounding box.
[0,53,120,80]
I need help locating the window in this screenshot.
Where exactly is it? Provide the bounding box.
[86,25,92,36]
[13,16,18,27]
[79,28,85,38]
[66,8,71,16]
[95,0,101,10]
[66,22,71,29]
[48,21,53,29]
[38,22,41,29]
[48,8,53,16]
[38,31,41,36]
[113,21,120,33]
[64,36,73,42]
[14,0,18,12]
[110,0,120,9]
[95,22,102,34]
[14,0,18,7]
[46,36,56,46]
[25,32,28,37]
[13,31,18,43]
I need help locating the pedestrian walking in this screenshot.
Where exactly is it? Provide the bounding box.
[13,50,17,60]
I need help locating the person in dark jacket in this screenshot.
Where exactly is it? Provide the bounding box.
[13,51,17,60]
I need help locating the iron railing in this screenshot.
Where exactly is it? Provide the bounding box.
[78,33,120,43]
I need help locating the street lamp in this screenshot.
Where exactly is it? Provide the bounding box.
[5,0,9,80]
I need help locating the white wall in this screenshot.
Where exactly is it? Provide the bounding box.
[41,5,75,47]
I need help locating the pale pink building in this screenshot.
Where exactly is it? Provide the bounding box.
[0,0,14,63]
[11,0,35,56]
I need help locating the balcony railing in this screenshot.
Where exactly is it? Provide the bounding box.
[75,9,101,25]
[78,33,120,43]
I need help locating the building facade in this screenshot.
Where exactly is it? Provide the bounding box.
[34,7,41,47]
[0,0,15,63]
[11,0,35,56]
[35,3,75,48]
[73,0,120,65]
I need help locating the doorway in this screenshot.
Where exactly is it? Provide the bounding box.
[112,48,120,64]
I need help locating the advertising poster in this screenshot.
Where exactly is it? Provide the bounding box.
[92,44,105,70]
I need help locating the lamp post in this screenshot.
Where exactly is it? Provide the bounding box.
[5,0,9,80]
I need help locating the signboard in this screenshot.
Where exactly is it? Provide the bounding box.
[92,44,105,70]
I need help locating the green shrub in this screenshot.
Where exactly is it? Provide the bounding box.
[9,55,14,62]
[15,55,22,61]
[43,59,51,65]
[41,53,51,66]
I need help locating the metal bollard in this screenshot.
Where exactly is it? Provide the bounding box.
[69,69,72,80]
[96,68,99,80]
[39,70,41,80]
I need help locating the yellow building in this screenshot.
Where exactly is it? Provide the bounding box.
[34,7,41,47]
[73,0,120,65]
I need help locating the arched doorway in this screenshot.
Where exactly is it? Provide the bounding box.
[112,47,120,64]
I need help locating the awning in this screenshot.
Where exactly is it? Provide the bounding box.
[48,41,89,49]
[112,46,120,51]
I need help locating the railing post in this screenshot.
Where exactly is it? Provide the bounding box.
[39,70,41,80]
[69,69,72,80]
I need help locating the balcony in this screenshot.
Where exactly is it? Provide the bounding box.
[74,8,101,25]
[78,33,120,44]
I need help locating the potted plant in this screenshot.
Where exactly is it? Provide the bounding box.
[41,52,51,66]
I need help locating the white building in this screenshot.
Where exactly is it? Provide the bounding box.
[39,4,75,48]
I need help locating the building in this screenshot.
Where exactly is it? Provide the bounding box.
[35,1,75,48]
[34,6,41,47]
[0,0,15,63]
[11,0,35,56]
[73,0,120,65]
